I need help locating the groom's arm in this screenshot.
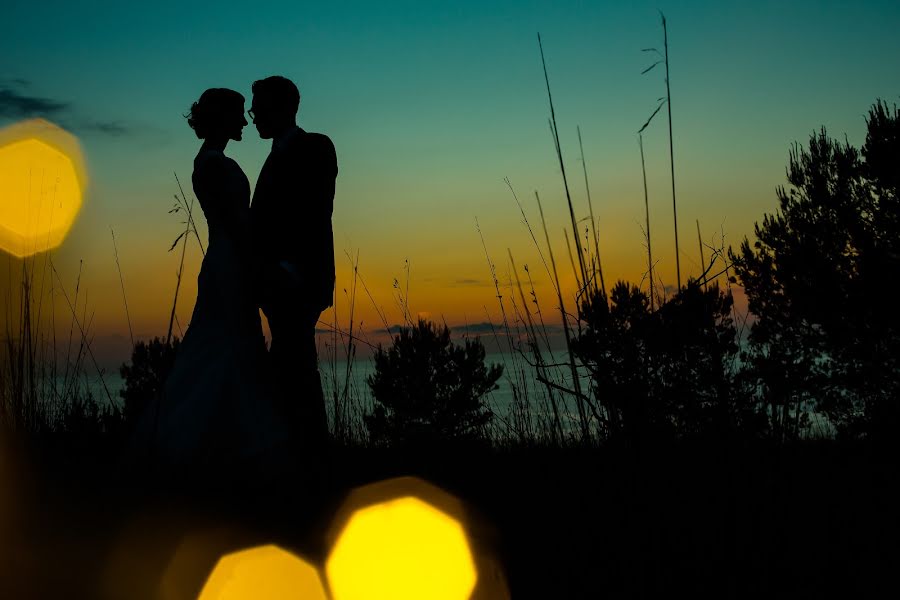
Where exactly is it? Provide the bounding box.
[275,134,337,301]
[277,134,336,242]
[307,133,338,219]
[305,133,337,310]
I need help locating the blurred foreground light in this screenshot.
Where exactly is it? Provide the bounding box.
[326,477,478,600]
[198,544,328,600]
[0,119,87,257]
[0,436,16,540]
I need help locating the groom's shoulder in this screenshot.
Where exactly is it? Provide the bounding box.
[293,131,337,169]
[302,131,335,155]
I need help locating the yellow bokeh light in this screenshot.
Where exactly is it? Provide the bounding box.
[326,486,477,600]
[0,119,87,258]
[198,544,328,600]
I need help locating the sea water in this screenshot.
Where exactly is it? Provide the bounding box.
[79,345,834,439]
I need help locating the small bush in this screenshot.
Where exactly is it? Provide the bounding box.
[364,319,502,447]
[118,337,180,430]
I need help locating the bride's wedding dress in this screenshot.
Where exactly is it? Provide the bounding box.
[138,147,288,466]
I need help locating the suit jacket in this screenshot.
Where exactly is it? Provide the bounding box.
[251,126,338,313]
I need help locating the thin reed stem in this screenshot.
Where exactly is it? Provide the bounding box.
[339,250,361,442]
[509,250,564,444]
[661,13,681,291]
[49,260,113,407]
[478,219,533,441]
[577,125,605,299]
[111,227,135,348]
[345,249,391,333]
[504,178,558,297]
[563,229,582,293]
[174,172,205,258]
[538,32,589,288]
[524,264,554,358]
[639,133,655,312]
[166,189,195,347]
[696,219,707,291]
[535,190,591,442]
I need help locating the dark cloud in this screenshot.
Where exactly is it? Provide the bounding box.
[78,120,131,137]
[0,86,69,118]
[451,321,498,334]
[454,278,485,286]
[459,322,564,335]
[369,321,564,337]
[0,81,137,138]
[374,324,407,335]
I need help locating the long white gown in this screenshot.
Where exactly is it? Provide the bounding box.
[137,147,288,467]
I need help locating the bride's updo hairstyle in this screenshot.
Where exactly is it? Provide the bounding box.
[186,88,244,139]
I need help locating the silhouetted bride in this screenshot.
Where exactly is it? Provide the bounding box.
[135,88,287,467]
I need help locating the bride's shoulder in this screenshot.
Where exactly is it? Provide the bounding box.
[194,149,229,168]
[194,151,244,178]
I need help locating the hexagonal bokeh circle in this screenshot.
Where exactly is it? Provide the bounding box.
[325,477,479,600]
[0,119,87,257]
[198,544,328,600]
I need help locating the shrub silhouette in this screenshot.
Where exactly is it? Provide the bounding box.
[572,279,759,447]
[58,391,122,438]
[728,100,900,441]
[364,319,502,447]
[118,336,180,430]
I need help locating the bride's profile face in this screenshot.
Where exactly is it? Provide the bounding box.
[227,102,249,142]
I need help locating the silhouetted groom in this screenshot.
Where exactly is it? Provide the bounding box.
[249,75,337,451]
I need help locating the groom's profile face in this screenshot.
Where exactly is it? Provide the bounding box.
[249,94,276,139]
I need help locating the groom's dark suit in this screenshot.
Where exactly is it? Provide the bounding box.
[251,125,337,449]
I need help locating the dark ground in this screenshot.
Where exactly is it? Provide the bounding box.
[1,435,897,599]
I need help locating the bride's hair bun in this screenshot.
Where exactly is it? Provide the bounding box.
[186,88,245,139]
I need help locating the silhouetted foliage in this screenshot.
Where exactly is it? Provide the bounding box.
[118,336,180,430]
[57,391,123,440]
[573,279,761,447]
[729,100,900,441]
[364,319,502,447]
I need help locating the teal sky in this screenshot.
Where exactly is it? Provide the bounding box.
[2,0,899,365]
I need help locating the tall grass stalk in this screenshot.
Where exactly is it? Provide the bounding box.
[639,133,655,312]
[2,250,115,435]
[165,178,197,347]
[508,250,564,443]
[321,318,371,445]
[535,190,592,442]
[502,262,539,441]
[350,251,392,334]
[696,219,707,291]
[174,172,205,258]
[504,178,558,297]
[538,33,589,289]
[477,219,534,442]
[661,12,682,291]
[523,264,554,363]
[3,261,38,430]
[563,229,582,293]
[337,249,361,443]
[577,126,605,299]
[504,178,574,442]
[60,261,84,404]
[110,227,134,348]
[49,260,114,407]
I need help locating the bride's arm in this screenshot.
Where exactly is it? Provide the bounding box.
[218,157,252,242]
